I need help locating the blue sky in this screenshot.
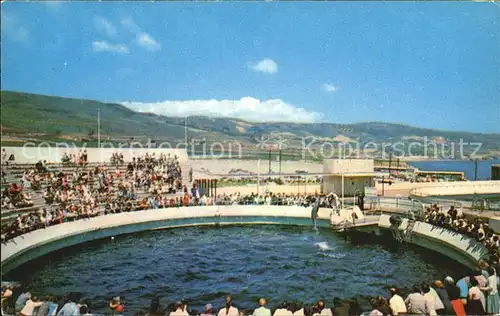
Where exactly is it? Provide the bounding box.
[1,2,499,133]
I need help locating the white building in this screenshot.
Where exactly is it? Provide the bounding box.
[322,159,376,196]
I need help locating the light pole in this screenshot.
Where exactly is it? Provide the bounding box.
[97,108,101,149]
[257,159,261,196]
[341,143,345,206]
[184,116,188,149]
[268,149,272,181]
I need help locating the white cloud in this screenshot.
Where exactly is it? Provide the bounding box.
[121,18,140,34]
[92,41,129,54]
[121,97,323,123]
[322,84,338,93]
[121,18,161,51]
[250,58,278,74]
[137,32,161,51]
[94,17,117,37]
[1,13,29,43]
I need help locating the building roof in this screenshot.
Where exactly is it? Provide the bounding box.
[324,172,378,177]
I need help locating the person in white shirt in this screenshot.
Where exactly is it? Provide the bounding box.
[316,300,332,316]
[273,302,293,316]
[252,298,271,316]
[218,296,239,316]
[428,286,445,313]
[422,284,437,316]
[388,288,407,316]
[293,304,304,316]
[170,301,189,316]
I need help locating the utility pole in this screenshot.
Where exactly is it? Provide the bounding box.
[97,108,101,146]
[184,116,187,150]
[474,158,478,181]
[388,152,392,178]
[268,149,272,181]
[279,150,282,175]
[257,159,261,196]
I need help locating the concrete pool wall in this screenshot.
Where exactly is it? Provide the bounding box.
[1,206,489,275]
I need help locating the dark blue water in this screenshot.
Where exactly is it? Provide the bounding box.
[409,160,500,180]
[7,226,466,314]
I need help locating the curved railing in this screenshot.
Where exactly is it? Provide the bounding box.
[410,180,500,198]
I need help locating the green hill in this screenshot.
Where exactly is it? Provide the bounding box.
[1,90,499,158]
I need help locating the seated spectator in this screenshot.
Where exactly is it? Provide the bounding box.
[170,301,188,316]
[201,304,215,316]
[293,303,305,316]
[109,296,124,315]
[316,300,332,316]
[252,298,271,316]
[388,288,407,316]
[368,298,382,316]
[405,285,430,315]
[218,296,238,316]
[274,302,293,316]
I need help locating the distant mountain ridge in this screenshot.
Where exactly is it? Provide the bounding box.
[1,90,499,157]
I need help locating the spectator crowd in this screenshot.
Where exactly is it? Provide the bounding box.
[1,153,185,243]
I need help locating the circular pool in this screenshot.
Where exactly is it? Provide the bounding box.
[5,226,466,314]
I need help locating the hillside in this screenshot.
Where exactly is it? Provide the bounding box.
[1,91,499,158]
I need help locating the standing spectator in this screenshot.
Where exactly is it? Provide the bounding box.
[15,291,31,313]
[20,296,43,316]
[467,278,486,315]
[480,266,499,315]
[422,284,437,316]
[405,285,430,315]
[1,286,13,315]
[252,298,271,316]
[456,274,472,306]
[57,294,80,316]
[432,281,453,315]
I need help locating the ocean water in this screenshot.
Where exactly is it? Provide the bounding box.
[409,159,500,180]
[6,226,466,314]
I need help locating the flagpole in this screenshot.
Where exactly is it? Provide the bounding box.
[97,108,101,162]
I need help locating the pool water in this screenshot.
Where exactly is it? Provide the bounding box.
[6,226,466,314]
